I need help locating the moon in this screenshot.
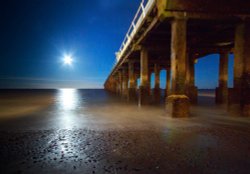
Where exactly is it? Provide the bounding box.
[63,55,73,66]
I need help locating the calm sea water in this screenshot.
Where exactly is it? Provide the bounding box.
[0,89,120,130]
[0,89,215,130]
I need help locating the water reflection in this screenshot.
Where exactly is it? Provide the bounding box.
[55,89,83,129]
[57,89,80,111]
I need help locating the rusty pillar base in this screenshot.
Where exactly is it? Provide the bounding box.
[228,88,241,115]
[165,89,171,98]
[242,73,250,116]
[122,89,128,99]
[243,105,250,117]
[153,88,161,104]
[215,87,223,104]
[228,88,250,117]
[228,104,250,117]
[187,86,198,104]
[139,86,150,106]
[165,91,168,98]
[128,88,137,102]
[166,95,190,118]
[215,87,228,104]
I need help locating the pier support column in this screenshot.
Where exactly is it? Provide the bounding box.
[106,76,116,93]
[135,75,139,90]
[165,69,171,97]
[229,22,250,116]
[104,81,109,91]
[112,76,117,93]
[122,68,128,99]
[153,63,161,103]
[109,82,113,92]
[139,46,150,106]
[186,53,198,104]
[118,71,123,96]
[148,71,152,97]
[128,61,137,101]
[114,75,119,94]
[216,52,229,104]
[166,18,190,117]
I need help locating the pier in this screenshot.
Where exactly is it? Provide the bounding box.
[104,0,250,117]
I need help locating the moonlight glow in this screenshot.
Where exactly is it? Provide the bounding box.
[63,55,73,66]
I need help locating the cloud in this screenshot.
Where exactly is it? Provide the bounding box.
[0,77,104,89]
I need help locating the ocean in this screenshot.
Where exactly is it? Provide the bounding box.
[0,89,215,131]
[0,89,122,130]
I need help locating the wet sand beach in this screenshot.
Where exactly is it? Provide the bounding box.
[0,89,249,173]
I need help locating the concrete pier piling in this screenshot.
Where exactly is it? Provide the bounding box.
[139,47,150,105]
[153,63,161,104]
[128,61,137,102]
[166,18,190,117]
[229,22,250,116]
[216,52,229,105]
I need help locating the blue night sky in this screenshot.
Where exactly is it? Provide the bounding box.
[0,0,234,89]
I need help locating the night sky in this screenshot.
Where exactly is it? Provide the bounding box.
[0,0,234,89]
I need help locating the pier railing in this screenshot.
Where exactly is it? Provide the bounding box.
[115,0,155,62]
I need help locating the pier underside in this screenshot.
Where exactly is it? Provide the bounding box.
[105,0,250,117]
